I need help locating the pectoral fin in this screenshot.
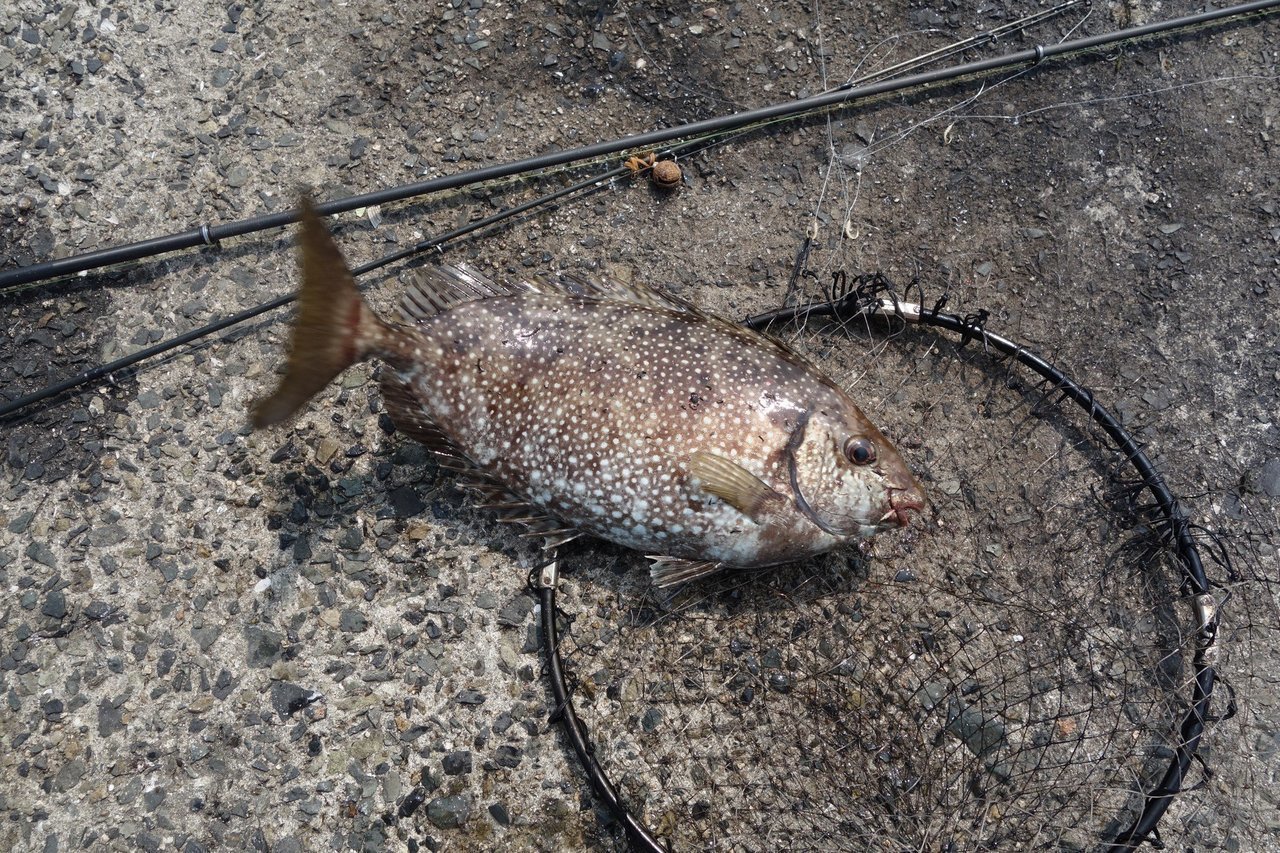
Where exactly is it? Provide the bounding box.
[689,451,783,522]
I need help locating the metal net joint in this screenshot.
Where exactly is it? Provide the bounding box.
[538,557,560,591]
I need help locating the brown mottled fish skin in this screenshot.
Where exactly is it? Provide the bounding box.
[252,199,925,586]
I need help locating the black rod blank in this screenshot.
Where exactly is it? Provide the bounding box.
[3,0,1276,291]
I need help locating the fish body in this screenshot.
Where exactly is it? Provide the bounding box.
[253,200,924,585]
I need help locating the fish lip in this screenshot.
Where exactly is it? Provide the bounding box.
[880,506,913,527]
[882,483,926,527]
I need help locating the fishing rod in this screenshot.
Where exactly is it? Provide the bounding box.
[0,2,1079,301]
[2,0,1276,292]
[0,2,1087,420]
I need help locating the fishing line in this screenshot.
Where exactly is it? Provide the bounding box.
[803,1,1089,276]
[823,0,1090,92]
[0,0,1183,420]
[2,0,1275,292]
[535,277,1225,851]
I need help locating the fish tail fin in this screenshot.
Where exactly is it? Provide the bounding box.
[251,196,391,428]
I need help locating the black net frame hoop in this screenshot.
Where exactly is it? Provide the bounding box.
[534,293,1221,853]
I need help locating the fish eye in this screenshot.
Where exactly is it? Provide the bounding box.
[844,437,877,466]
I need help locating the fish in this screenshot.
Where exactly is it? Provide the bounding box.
[251,198,925,586]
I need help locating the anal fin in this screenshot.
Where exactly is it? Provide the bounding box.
[453,471,581,550]
[375,373,584,549]
[378,371,467,465]
[648,556,725,588]
[522,526,582,550]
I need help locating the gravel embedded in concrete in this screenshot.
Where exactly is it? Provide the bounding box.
[2,0,1278,851]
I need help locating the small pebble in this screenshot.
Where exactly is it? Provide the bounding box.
[641,707,662,733]
[426,794,471,829]
[442,751,472,775]
[41,590,67,620]
[1258,459,1280,498]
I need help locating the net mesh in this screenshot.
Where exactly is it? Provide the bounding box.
[547,308,1205,850]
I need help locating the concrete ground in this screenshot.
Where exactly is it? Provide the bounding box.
[2,0,1278,851]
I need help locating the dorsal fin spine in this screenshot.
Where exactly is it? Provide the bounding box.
[400,263,515,323]
[400,264,699,324]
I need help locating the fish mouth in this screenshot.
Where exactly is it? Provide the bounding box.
[881,483,926,528]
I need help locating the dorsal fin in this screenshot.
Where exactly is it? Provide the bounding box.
[400,263,530,324]
[400,264,699,324]
[554,270,697,313]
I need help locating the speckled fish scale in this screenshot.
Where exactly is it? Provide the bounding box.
[252,200,925,586]
[393,289,830,561]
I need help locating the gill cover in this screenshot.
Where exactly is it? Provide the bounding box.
[786,409,887,537]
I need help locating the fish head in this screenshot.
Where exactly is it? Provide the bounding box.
[785,401,925,539]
